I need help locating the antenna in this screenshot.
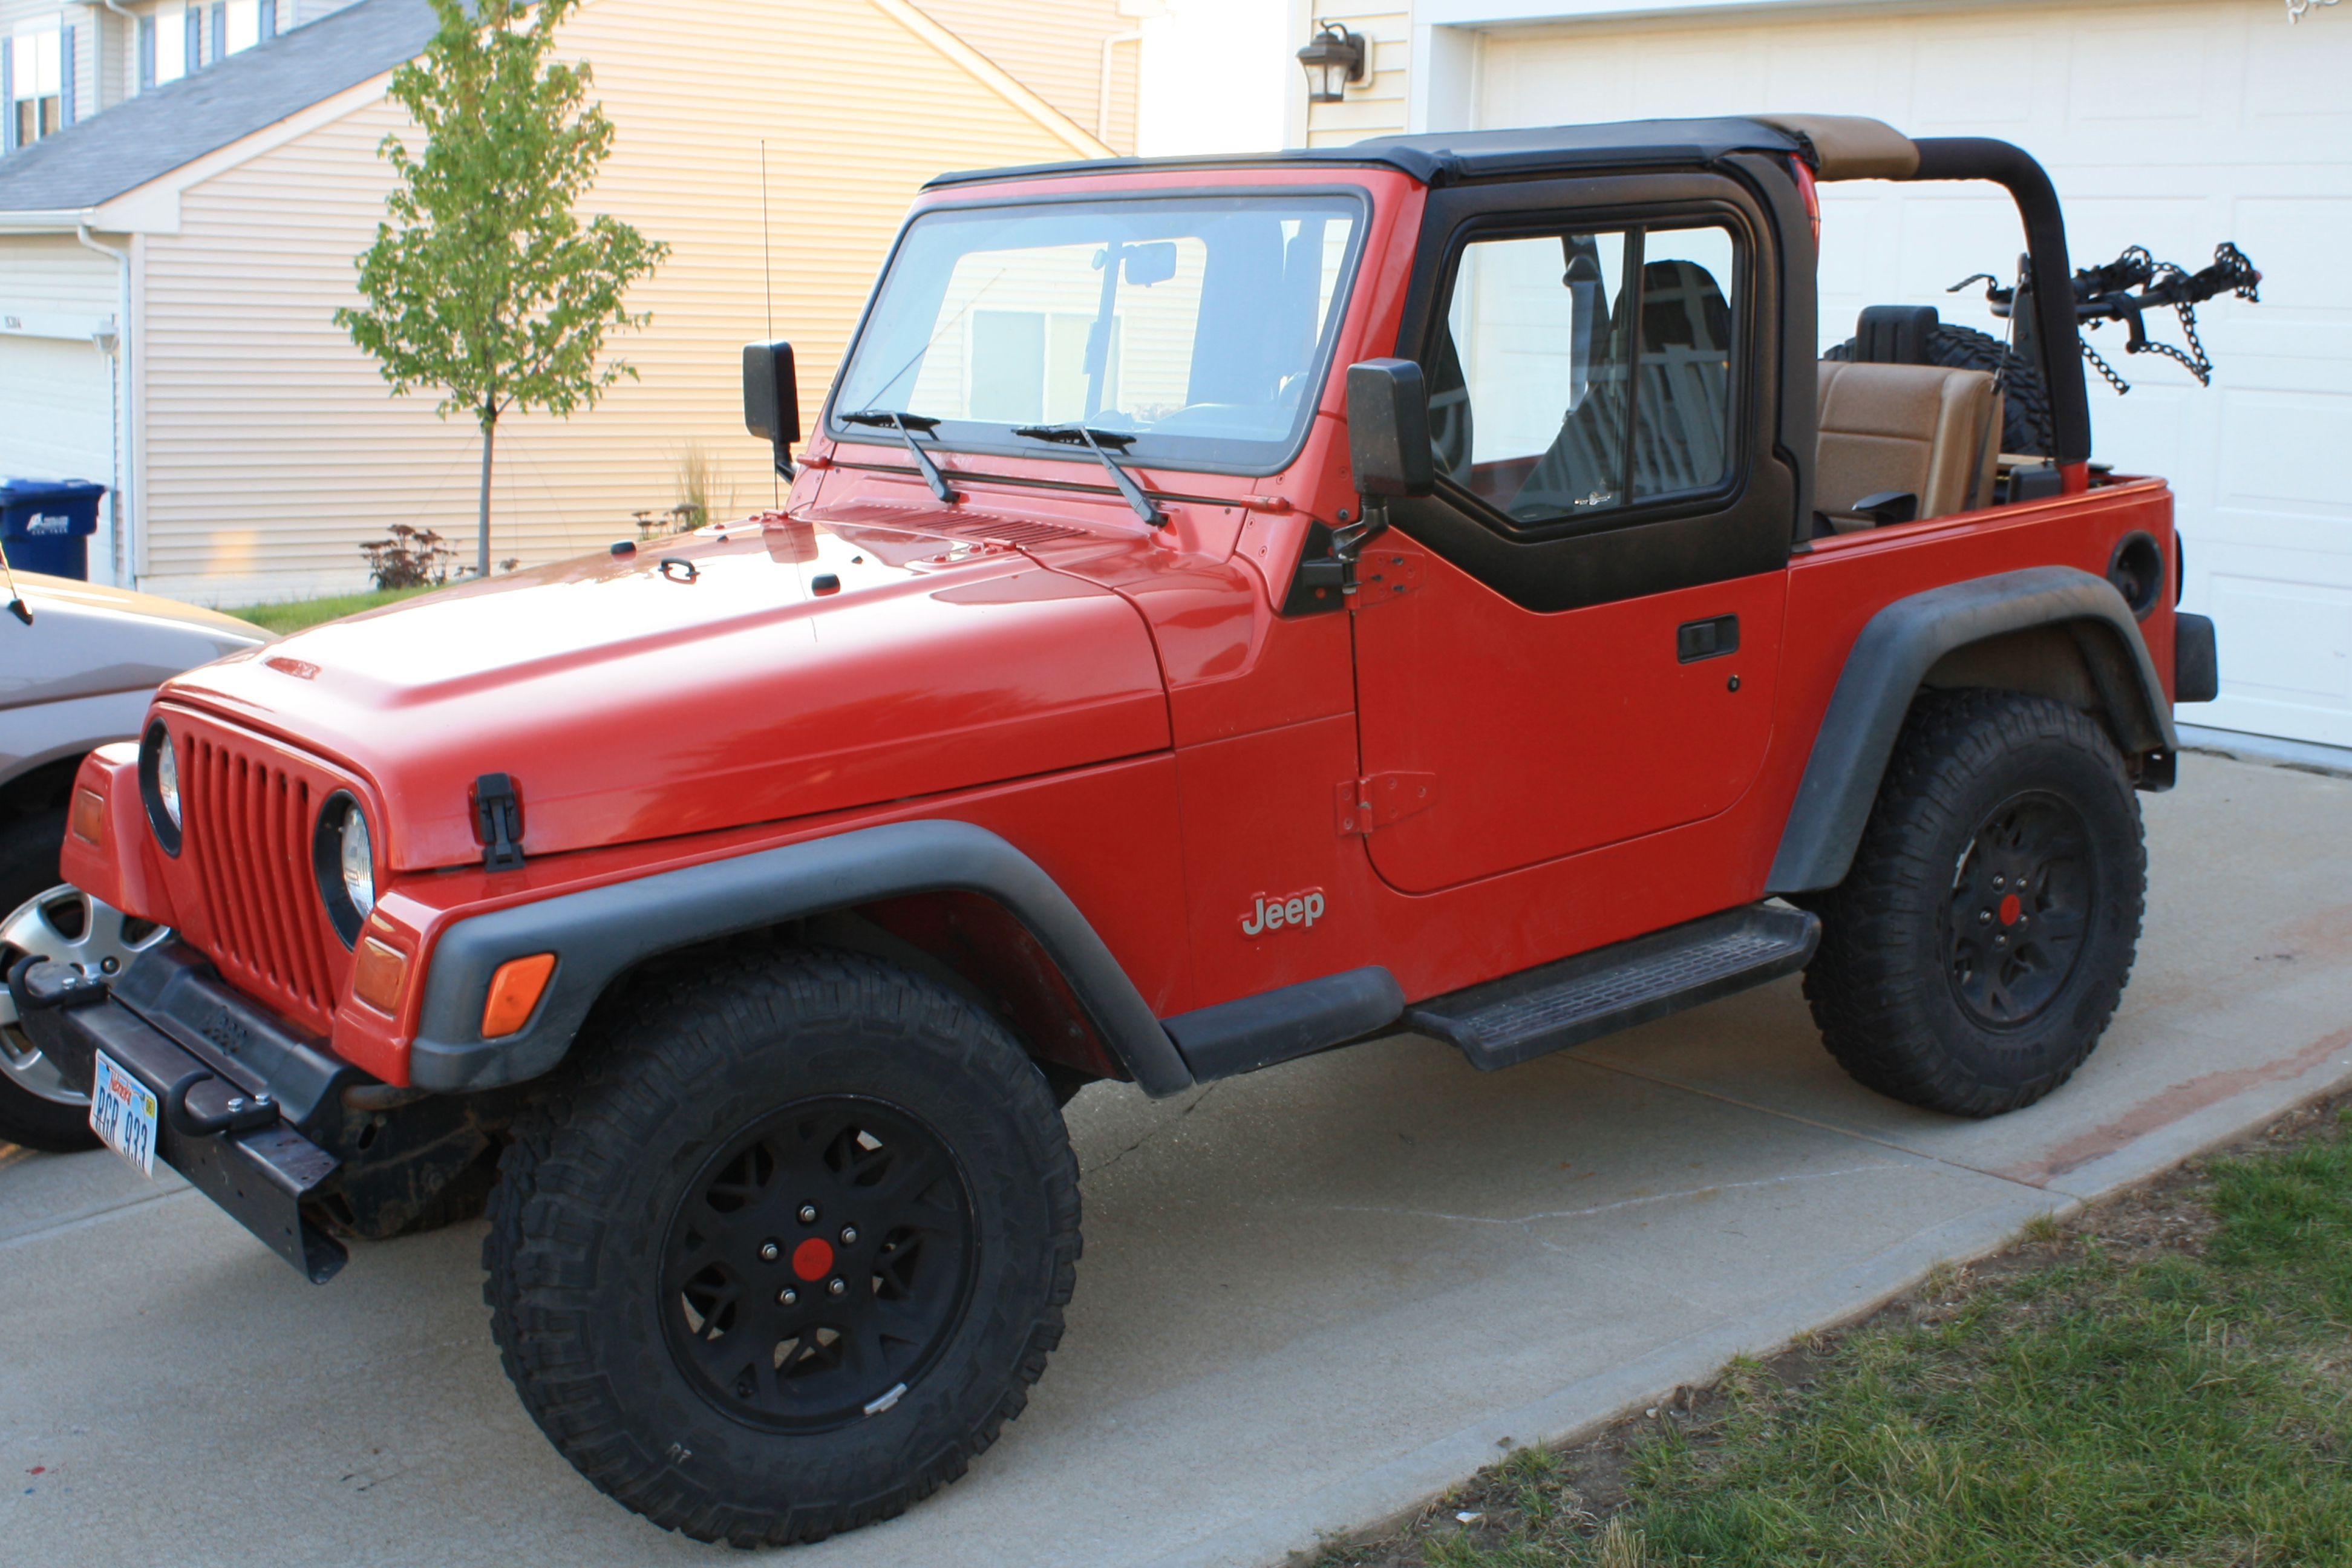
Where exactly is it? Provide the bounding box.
[760,140,777,508]
[0,538,31,624]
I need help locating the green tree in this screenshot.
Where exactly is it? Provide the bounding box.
[336,0,667,578]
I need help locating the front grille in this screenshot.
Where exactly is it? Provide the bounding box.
[181,731,341,1036]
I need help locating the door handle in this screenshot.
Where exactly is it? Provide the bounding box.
[1676,615,1739,663]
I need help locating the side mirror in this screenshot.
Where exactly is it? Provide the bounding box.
[742,341,800,472]
[1345,359,1434,500]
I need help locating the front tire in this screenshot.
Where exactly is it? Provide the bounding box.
[483,948,1080,1547]
[1804,690,2145,1117]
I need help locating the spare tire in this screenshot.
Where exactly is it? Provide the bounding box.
[1827,324,2053,457]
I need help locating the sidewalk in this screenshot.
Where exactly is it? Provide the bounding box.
[3,748,2347,1568]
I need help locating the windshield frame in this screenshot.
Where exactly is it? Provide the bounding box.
[824,183,1374,482]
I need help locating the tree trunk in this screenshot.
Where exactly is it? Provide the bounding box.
[477,410,497,579]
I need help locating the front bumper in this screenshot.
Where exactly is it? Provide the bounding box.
[23,942,356,1283]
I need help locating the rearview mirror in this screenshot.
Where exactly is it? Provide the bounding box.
[1123,242,1178,287]
[1345,359,1434,500]
[742,341,800,466]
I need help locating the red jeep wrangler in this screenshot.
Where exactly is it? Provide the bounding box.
[21,114,2242,1545]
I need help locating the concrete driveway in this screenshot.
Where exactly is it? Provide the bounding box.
[5,749,2348,1568]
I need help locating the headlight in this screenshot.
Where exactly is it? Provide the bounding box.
[340,808,376,919]
[313,792,376,945]
[140,720,183,855]
[155,733,181,829]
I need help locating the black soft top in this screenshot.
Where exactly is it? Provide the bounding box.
[924,117,1805,192]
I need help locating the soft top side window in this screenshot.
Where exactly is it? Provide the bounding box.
[1431,223,1742,532]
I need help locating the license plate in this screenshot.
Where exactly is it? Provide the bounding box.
[88,1051,158,1178]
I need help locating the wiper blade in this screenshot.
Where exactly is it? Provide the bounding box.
[840,409,959,503]
[1010,423,1168,526]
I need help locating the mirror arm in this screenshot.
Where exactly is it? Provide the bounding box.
[1330,505,1392,595]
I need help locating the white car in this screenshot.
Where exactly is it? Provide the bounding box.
[1,570,269,1151]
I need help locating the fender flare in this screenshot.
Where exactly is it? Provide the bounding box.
[1765,566,2178,896]
[407,819,1195,1097]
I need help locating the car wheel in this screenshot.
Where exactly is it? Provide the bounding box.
[482,947,1080,1547]
[0,872,172,1153]
[1804,689,2145,1117]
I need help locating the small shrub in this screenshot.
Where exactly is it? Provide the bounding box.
[360,523,460,589]
[670,439,733,532]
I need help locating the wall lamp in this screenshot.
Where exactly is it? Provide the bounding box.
[1295,22,1367,104]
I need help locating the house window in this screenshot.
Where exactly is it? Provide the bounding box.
[967,311,1116,425]
[153,4,188,86]
[223,0,260,54]
[7,24,64,149]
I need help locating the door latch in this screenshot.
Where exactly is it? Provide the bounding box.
[1675,614,1739,663]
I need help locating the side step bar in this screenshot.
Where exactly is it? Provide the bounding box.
[1406,904,1820,1073]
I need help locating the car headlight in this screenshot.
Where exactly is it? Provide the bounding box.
[340,808,376,919]
[313,792,376,946]
[155,733,181,828]
[140,720,183,855]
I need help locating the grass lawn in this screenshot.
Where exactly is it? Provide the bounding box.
[1316,1100,2352,1568]
[227,585,437,635]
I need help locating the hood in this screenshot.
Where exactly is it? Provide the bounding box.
[2,571,272,713]
[158,517,1170,871]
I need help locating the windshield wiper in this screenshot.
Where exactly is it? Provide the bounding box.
[1010,423,1167,526]
[839,409,959,503]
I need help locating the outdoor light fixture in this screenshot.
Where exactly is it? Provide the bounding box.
[1295,22,1367,104]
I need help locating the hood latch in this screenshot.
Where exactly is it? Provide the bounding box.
[473,773,527,871]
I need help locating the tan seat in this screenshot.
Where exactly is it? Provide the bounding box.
[1815,361,2003,531]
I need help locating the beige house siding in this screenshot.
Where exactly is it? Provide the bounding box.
[1302,8,1409,147]
[912,0,1141,154]
[0,230,116,316]
[132,0,1113,602]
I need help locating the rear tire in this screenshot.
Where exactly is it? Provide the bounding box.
[1804,690,2144,1117]
[482,948,1080,1547]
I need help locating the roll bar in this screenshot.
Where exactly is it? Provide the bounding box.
[1903,138,2091,473]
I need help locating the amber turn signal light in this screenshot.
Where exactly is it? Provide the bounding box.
[69,788,106,846]
[352,936,409,1014]
[482,953,557,1038]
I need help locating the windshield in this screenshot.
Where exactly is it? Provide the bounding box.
[832,193,1364,474]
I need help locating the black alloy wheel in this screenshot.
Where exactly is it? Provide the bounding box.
[1805,688,2145,1118]
[664,1096,975,1431]
[484,947,1080,1549]
[1944,792,2094,1028]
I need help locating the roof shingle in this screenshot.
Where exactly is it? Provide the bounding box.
[0,0,436,214]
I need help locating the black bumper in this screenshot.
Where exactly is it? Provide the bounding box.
[24,943,356,1283]
[2175,612,2220,705]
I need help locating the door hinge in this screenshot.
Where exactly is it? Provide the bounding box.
[1350,548,1423,608]
[1336,771,1439,836]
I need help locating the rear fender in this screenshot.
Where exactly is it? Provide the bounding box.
[1767,566,2177,896]
[407,820,1193,1097]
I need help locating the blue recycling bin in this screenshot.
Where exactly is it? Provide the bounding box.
[0,477,108,581]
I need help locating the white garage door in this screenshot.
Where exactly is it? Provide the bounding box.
[1475,2,2352,746]
[0,332,112,480]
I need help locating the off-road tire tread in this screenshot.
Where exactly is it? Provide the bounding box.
[482,947,1079,1548]
[1804,689,2143,1118]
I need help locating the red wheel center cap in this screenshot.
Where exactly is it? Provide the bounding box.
[792,1236,835,1281]
[1998,892,2022,926]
